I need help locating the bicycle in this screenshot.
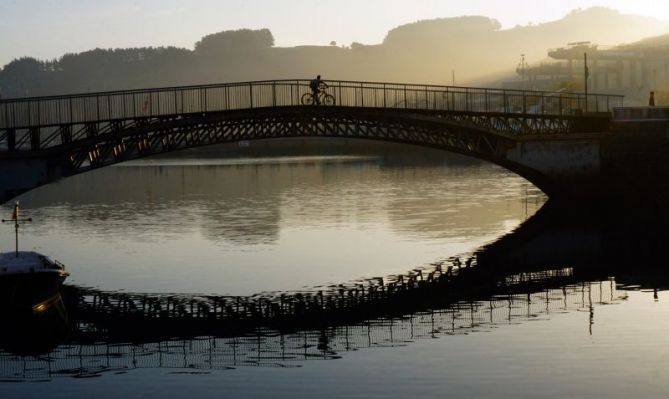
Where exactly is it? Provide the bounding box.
[301,82,336,106]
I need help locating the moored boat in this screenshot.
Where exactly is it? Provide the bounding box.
[0,251,69,308]
[1,202,70,309]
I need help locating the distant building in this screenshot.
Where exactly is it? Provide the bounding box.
[504,40,669,102]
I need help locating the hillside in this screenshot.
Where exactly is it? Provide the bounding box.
[1,7,667,98]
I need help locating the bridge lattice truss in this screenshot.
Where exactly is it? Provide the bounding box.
[0,80,620,169]
[64,109,590,174]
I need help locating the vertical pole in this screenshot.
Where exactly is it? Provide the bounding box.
[425,85,429,110]
[383,83,387,108]
[523,92,526,114]
[466,89,470,112]
[13,202,19,257]
[360,82,364,107]
[584,52,589,113]
[199,87,203,113]
[338,81,342,107]
[272,82,276,107]
[484,89,489,113]
[14,220,18,257]
[225,86,230,110]
[404,85,407,109]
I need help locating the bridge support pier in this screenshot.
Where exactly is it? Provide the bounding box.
[504,139,601,198]
[0,158,64,204]
[502,109,669,203]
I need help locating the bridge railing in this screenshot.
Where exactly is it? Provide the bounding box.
[0,79,624,129]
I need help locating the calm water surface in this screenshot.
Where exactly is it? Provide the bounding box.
[2,152,543,295]
[2,147,669,398]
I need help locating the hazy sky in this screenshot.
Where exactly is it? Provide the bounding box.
[1,0,668,67]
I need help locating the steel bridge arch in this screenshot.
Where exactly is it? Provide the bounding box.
[49,106,570,195]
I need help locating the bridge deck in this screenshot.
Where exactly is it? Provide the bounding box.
[0,79,622,131]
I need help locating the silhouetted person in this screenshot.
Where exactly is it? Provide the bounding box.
[649,91,655,106]
[309,75,323,104]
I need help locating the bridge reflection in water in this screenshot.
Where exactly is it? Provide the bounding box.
[0,268,620,380]
[3,202,669,380]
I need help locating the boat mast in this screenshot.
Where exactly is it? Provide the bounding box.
[2,202,32,257]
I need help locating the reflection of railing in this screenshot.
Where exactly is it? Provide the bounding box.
[0,79,623,130]
[71,258,482,327]
[67,265,611,336]
[0,277,619,380]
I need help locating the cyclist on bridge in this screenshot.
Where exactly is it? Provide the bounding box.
[309,75,326,105]
[302,75,334,106]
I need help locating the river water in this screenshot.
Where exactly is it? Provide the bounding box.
[0,142,543,295]
[2,141,669,398]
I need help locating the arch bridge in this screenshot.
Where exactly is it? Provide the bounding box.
[0,79,624,202]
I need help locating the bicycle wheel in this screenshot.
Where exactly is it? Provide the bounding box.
[301,92,315,105]
[322,94,335,106]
